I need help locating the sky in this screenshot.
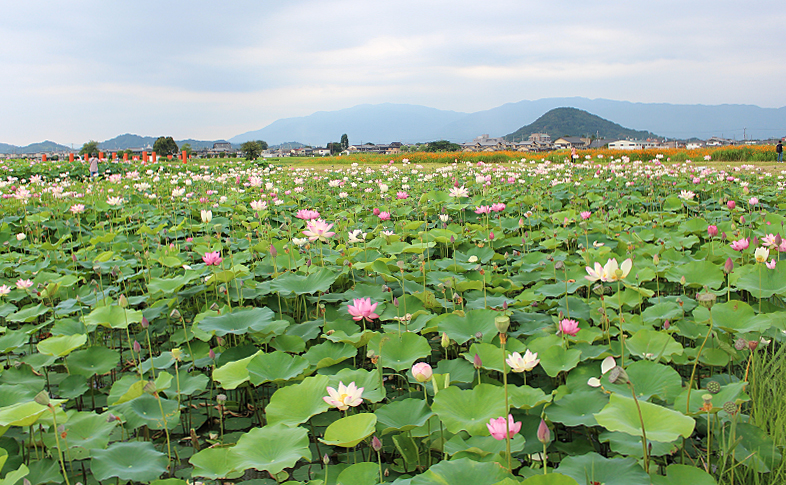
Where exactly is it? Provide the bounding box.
[2,0,785,146]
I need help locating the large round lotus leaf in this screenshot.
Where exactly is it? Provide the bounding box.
[375,398,434,435]
[520,474,579,484]
[409,457,514,485]
[90,441,167,482]
[335,462,379,485]
[594,393,695,443]
[83,305,143,329]
[509,384,552,410]
[0,464,29,485]
[36,334,86,357]
[641,301,683,324]
[328,368,385,403]
[304,341,357,369]
[57,375,89,400]
[270,267,338,296]
[368,332,432,372]
[664,260,724,289]
[599,431,679,458]
[674,381,749,414]
[434,357,475,383]
[0,330,30,353]
[112,394,180,430]
[444,433,526,457]
[651,464,717,485]
[233,424,312,474]
[189,446,243,480]
[6,303,49,323]
[538,345,582,378]
[733,264,786,298]
[603,360,682,403]
[320,413,377,447]
[58,411,116,459]
[625,328,683,361]
[265,375,330,427]
[556,452,649,485]
[170,371,209,397]
[147,273,201,296]
[438,309,500,345]
[432,384,507,436]
[693,300,770,334]
[212,350,261,390]
[198,307,281,337]
[547,391,608,427]
[248,351,309,385]
[66,346,119,377]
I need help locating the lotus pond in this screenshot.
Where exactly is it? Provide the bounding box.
[1,155,786,485]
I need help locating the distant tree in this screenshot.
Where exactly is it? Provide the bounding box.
[327,142,343,154]
[256,140,269,151]
[79,141,99,157]
[241,141,262,160]
[153,136,179,156]
[340,134,349,150]
[180,143,193,157]
[424,140,460,152]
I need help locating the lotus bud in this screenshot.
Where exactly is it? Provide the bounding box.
[494,315,510,334]
[441,332,449,348]
[141,316,149,328]
[450,235,455,244]
[118,294,128,308]
[488,231,494,241]
[680,275,686,286]
[748,340,759,351]
[170,309,181,319]
[473,353,482,369]
[209,348,216,359]
[34,390,51,407]
[270,244,277,257]
[653,254,660,265]
[133,340,141,353]
[393,297,399,307]
[752,236,759,247]
[776,234,783,247]
[724,257,734,274]
[216,393,227,403]
[323,453,330,465]
[537,418,551,444]
[707,225,718,237]
[371,435,382,452]
[663,320,670,330]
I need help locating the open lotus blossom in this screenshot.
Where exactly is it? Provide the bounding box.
[730,238,749,251]
[347,230,367,244]
[449,186,469,198]
[295,209,320,220]
[487,415,522,440]
[202,251,222,266]
[396,191,409,199]
[558,318,581,336]
[506,349,540,372]
[588,356,617,387]
[707,225,718,237]
[70,203,86,214]
[474,205,491,215]
[679,190,695,200]
[347,297,379,322]
[749,197,759,205]
[603,258,632,282]
[585,262,606,282]
[303,219,336,241]
[201,209,212,223]
[378,211,391,221]
[755,247,770,263]
[16,279,34,289]
[411,362,433,382]
[323,381,364,411]
[761,234,778,247]
[250,199,267,211]
[767,259,777,269]
[580,211,591,220]
[490,203,506,212]
[0,285,11,296]
[107,196,124,206]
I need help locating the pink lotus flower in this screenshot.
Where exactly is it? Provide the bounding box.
[558,318,580,336]
[580,211,591,220]
[396,191,409,199]
[707,225,718,237]
[411,362,433,382]
[730,238,749,251]
[474,205,491,215]
[347,297,379,322]
[323,381,364,411]
[372,208,381,216]
[749,197,759,206]
[15,279,34,289]
[487,414,521,440]
[767,259,777,269]
[70,203,86,214]
[202,251,222,266]
[378,211,391,221]
[490,203,506,212]
[303,219,336,241]
[296,209,320,220]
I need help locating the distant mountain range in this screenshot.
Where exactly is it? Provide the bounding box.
[3,97,785,153]
[505,107,658,141]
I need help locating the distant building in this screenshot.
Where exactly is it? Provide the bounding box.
[553,137,591,149]
[608,139,658,150]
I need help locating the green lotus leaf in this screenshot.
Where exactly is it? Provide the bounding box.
[369,332,431,372]
[57,375,89,400]
[212,350,261,390]
[304,341,357,369]
[189,446,244,480]
[674,381,749,415]
[36,334,86,357]
[603,360,683,403]
[520,474,579,485]
[169,371,209,397]
[409,457,515,485]
[556,452,649,485]
[641,301,683,324]
[56,411,117,458]
[664,260,724,289]
[461,341,529,373]
[432,384,506,436]
[265,375,331,427]
[444,433,526,457]
[335,462,380,485]
[83,305,143,329]
[693,300,771,334]
[438,309,500,345]
[0,464,29,485]
[548,390,608,427]
[594,393,695,443]
[270,267,338,296]
[732,264,786,298]
[6,304,49,323]
[320,412,377,447]
[198,307,282,337]
[599,430,680,458]
[727,422,782,473]
[625,328,683,361]
[509,384,552,410]
[538,345,582,377]
[329,368,385,403]
[247,351,310,385]
[233,424,312,474]
[375,398,435,435]
[0,399,63,427]
[147,273,201,295]
[112,393,180,430]
[66,346,119,377]
[90,441,168,483]
[651,464,717,485]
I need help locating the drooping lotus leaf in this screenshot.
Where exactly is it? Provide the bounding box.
[375,398,435,435]
[556,452,649,485]
[265,375,331,427]
[233,424,312,474]
[247,351,310,385]
[83,305,143,329]
[90,441,168,483]
[320,412,377,447]
[0,399,65,427]
[36,334,86,357]
[66,346,119,377]
[594,393,695,443]
[432,384,506,436]
[198,307,283,337]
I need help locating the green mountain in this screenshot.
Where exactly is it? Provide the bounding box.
[504,107,658,142]
[0,141,73,154]
[98,134,230,151]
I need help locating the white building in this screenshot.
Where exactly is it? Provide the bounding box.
[608,139,658,150]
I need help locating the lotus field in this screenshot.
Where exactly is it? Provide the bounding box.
[2,154,786,485]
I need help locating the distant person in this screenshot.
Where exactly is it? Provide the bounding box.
[89,155,99,178]
[777,140,783,163]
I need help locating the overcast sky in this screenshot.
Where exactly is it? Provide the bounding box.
[2,0,785,146]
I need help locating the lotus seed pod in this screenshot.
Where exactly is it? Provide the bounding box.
[706,381,721,394]
[608,365,629,385]
[494,315,510,334]
[748,340,759,351]
[723,401,738,415]
[696,290,717,309]
[734,338,748,351]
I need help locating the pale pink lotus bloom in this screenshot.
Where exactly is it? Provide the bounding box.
[761,234,778,247]
[558,318,581,337]
[15,279,34,289]
[487,415,522,440]
[749,197,759,206]
[411,362,433,382]
[729,238,749,251]
[490,203,506,212]
[303,219,336,241]
[250,200,266,211]
[585,262,605,282]
[767,259,777,269]
[378,211,391,221]
[474,205,491,215]
[323,381,364,411]
[347,297,379,322]
[396,191,409,199]
[449,186,469,198]
[580,211,591,220]
[202,251,223,266]
[70,203,86,214]
[296,209,320,220]
[0,284,11,295]
[506,350,540,372]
